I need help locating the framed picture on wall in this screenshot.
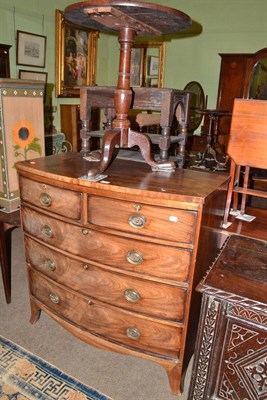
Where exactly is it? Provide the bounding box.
[55,10,99,97]
[149,56,159,76]
[16,31,46,68]
[19,69,47,84]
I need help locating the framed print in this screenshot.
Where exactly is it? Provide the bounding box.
[55,10,99,97]
[149,56,159,76]
[16,31,46,68]
[19,69,47,84]
[148,77,158,87]
[130,47,144,87]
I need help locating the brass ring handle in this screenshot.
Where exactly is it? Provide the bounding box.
[126,327,141,340]
[41,225,53,238]
[126,250,143,265]
[49,293,59,304]
[39,193,52,207]
[44,259,56,271]
[128,214,146,229]
[124,289,141,303]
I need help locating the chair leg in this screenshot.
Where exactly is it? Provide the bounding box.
[222,160,236,227]
[231,165,241,212]
[240,166,250,214]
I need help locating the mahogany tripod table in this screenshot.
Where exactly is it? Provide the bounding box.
[64,0,191,177]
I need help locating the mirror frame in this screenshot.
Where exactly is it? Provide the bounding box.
[184,81,206,131]
[131,41,166,88]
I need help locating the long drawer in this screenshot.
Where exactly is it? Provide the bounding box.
[25,237,187,321]
[19,176,81,220]
[22,207,191,281]
[88,195,197,244]
[28,269,182,359]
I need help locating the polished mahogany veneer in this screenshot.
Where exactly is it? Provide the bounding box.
[17,152,229,395]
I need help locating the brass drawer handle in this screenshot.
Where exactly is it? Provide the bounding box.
[128,214,146,229]
[44,259,56,271]
[126,327,141,340]
[39,193,52,207]
[126,250,143,265]
[41,225,53,238]
[49,293,59,304]
[82,229,89,235]
[124,289,141,303]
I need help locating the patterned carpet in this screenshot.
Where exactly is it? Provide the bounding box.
[0,336,112,400]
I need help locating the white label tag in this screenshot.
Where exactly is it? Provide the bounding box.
[169,216,178,223]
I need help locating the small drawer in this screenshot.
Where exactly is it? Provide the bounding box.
[19,176,81,220]
[29,270,182,358]
[22,207,191,282]
[88,196,196,244]
[25,236,187,321]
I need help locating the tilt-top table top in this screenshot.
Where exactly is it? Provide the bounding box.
[64,0,191,36]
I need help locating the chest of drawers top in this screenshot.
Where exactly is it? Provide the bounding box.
[16,152,229,210]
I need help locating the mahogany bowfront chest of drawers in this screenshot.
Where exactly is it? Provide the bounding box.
[16,152,229,395]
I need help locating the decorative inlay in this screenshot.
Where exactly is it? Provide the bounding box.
[219,373,240,399]
[245,356,267,397]
[192,296,219,399]
[229,304,267,326]
[228,324,258,350]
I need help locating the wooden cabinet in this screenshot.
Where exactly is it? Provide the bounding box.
[16,152,229,395]
[60,104,100,152]
[188,235,267,399]
[0,44,11,78]
[216,48,267,147]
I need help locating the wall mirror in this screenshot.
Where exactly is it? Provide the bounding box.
[249,57,267,99]
[184,81,206,131]
[130,41,165,88]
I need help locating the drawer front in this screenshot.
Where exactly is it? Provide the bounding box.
[22,207,191,281]
[19,176,81,220]
[88,196,197,244]
[25,236,186,321]
[29,270,182,358]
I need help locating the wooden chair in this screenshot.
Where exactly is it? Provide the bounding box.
[222,98,267,227]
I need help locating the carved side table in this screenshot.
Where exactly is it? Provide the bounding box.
[188,235,267,400]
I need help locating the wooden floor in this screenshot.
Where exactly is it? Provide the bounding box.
[221,206,267,242]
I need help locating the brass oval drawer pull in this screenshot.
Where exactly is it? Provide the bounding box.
[39,193,52,207]
[126,327,141,340]
[82,229,89,235]
[128,214,146,229]
[83,264,90,270]
[41,225,53,238]
[49,293,59,304]
[124,289,141,303]
[126,250,143,265]
[44,259,56,271]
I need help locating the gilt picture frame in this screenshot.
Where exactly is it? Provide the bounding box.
[55,10,99,97]
[16,31,46,68]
